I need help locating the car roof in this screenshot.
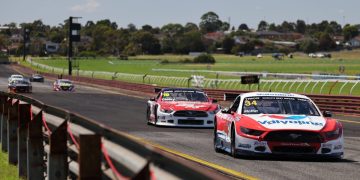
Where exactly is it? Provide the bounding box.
[239,92,310,100]
[57,79,72,82]
[11,74,23,77]
[161,88,204,92]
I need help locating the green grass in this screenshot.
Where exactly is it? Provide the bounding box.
[30,51,360,77]
[0,150,22,180]
[15,50,360,96]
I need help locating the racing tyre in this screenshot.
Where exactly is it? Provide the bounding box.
[146,106,151,125]
[230,125,238,158]
[154,105,158,126]
[214,119,221,153]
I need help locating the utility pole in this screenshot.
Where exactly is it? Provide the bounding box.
[23,28,30,61]
[68,16,81,75]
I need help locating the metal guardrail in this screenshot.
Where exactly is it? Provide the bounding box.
[0,92,232,180]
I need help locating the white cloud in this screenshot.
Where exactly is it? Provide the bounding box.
[70,0,100,13]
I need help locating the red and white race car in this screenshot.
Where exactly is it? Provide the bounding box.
[214,92,344,158]
[146,88,219,127]
[53,79,75,91]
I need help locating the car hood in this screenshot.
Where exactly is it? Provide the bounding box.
[243,114,326,131]
[158,101,217,111]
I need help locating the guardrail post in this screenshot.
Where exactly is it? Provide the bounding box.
[78,134,101,180]
[18,103,31,178]
[1,97,10,152]
[8,100,19,164]
[27,111,44,180]
[0,95,6,144]
[47,121,68,180]
[132,161,151,180]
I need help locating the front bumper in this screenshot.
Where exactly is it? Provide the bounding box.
[155,111,215,127]
[234,134,344,158]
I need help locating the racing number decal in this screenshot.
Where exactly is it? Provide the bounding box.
[244,100,257,107]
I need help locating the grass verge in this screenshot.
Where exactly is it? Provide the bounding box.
[0,149,22,180]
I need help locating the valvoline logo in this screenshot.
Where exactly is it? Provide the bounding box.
[258,115,324,126]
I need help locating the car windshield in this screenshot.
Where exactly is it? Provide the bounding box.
[242,96,320,116]
[11,75,23,79]
[59,80,72,84]
[11,80,30,85]
[161,90,208,102]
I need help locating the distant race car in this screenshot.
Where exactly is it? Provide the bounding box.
[146,88,220,127]
[214,92,344,158]
[8,74,24,83]
[8,79,32,93]
[53,79,75,91]
[30,74,44,82]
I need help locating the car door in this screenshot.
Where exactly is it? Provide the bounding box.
[219,96,241,143]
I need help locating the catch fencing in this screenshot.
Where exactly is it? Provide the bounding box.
[26,60,360,96]
[0,92,231,180]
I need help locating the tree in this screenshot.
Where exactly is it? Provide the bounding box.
[238,23,249,31]
[142,24,153,32]
[220,22,230,31]
[131,31,161,54]
[318,33,336,51]
[127,23,137,32]
[281,21,295,32]
[161,23,184,37]
[222,36,235,54]
[343,25,359,41]
[175,30,205,54]
[300,39,318,53]
[199,11,223,33]
[184,23,199,32]
[296,20,306,34]
[257,20,268,31]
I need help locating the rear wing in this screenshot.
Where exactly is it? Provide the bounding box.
[223,93,239,101]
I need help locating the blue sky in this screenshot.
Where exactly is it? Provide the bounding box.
[1,0,359,29]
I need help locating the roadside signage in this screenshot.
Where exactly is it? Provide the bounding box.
[241,75,259,84]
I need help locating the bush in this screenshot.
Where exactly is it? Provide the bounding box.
[193,54,216,64]
[160,59,169,64]
[179,58,193,63]
[78,51,97,58]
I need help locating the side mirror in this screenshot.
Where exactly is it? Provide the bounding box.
[149,97,156,101]
[221,108,231,114]
[212,99,218,103]
[323,111,332,117]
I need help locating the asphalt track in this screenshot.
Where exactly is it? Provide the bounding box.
[1,64,360,180]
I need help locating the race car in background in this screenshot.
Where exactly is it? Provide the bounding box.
[53,79,75,91]
[8,74,24,83]
[30,74,45,82]
[8,79,32,93]
[214,92,344,158]
[146,88,220,127]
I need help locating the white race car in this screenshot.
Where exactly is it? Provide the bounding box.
[214,92,344,158]
[8,74,24,83]
[146,88,219,127]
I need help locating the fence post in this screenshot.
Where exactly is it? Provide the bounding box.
[1,97,10,152]
[78,134,101,180]
[0,95,6,144]
[132,161,151,180]
[47,120,68,180]
[27,111,44,180]
[18,103,31,178]
[8,100,19,164]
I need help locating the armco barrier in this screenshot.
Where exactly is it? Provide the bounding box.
[0,92,233,180]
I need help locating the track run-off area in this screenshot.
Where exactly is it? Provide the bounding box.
[1,64,360,180]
